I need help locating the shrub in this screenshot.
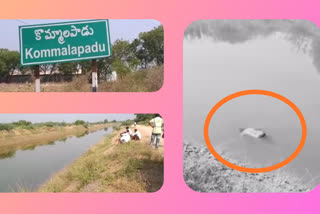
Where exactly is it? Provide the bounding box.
[12,120,32,127]
[21,125,34,130]
[121,120,133,126]
[0,123,14,131]
[74,120,86,126]
[42,122,55,127]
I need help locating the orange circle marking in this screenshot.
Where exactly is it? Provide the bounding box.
[203,90,307,173]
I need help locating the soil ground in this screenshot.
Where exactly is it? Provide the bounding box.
[184,143,312,192]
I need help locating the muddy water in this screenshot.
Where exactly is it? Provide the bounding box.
[184,35,320,185]
[0,127,113,192]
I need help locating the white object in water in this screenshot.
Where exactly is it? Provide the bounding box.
[240,128,266,138]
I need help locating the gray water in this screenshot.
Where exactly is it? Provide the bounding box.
[184,35,320,181]
[0,127,112,192]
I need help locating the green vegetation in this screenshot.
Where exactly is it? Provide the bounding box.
[0,120,113,132]
[0,49,20,82]
[134,114,161,125]
[74,120,86,126]
[121,120,134,126]
[0,123,14,131]
[40,122,67,127]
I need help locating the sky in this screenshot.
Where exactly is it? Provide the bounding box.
[0,114,135,123]
[0,19,161,51]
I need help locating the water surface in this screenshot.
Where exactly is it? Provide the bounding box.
[0,128,112,192]
[184,34,320,182]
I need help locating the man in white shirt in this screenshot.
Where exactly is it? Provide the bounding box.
[119,131,131,143]
[132,129,142,141]
[126,126,133,136]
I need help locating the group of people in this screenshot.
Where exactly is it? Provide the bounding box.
[119,126,142,144]
[119,116,164,149]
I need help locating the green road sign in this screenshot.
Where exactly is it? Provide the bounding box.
[19,20,111,66]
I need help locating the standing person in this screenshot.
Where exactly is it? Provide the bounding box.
[149,116,164,149]
[134,122,137,127]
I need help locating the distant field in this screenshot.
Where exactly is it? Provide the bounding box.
[0,123,117,158]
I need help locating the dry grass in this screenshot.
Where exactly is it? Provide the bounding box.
[99,66,164,92]
[0,66,163,92]
[39,125,164,192]
[0,81,88,92]
[184,143,313,192]
[0,83,35,92]
[61,75,91,92]
[0,123,113,157]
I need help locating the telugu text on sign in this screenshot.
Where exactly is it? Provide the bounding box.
[19,20,111,66]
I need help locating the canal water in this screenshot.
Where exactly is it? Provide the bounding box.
[0,127,112,192]
[184,33,320,186]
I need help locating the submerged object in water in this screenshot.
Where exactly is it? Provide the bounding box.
[239,128,266,138]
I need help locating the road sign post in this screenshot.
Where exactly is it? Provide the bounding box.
[92,59,98,92]
[34,65,40,92]
[19,20,111,92]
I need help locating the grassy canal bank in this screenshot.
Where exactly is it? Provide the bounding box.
[39,125,164,192]
[0,122,118,158]
[184,143,312,192]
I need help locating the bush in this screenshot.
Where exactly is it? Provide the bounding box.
[59,122,67,127]
[134,114,160,123]
[0,123,13,131]
[42,122,55,127]
[121,120,134,126]
[21,125,34,130]
[12,120,32,127]
[74,120,86,126]
[99,66,163,92]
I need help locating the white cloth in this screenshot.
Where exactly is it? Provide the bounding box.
[241,128,265,138]
[120,133,131,143]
